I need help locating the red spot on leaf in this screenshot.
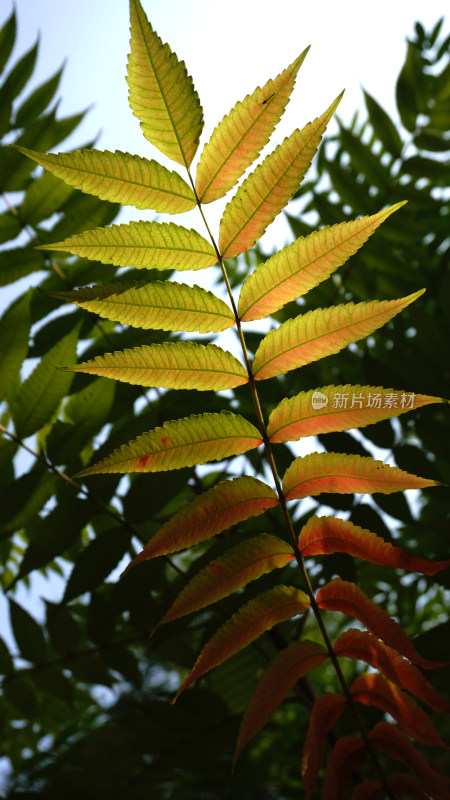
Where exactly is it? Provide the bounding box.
[136,454,152,471]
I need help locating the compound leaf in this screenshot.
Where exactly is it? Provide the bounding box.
[235,640,327,765]
[126,476,278,568]
[127,0,203,167]
[219,94,342,258]
[317,579,447,670]
[157,533,294,628]
[46,280,235,333]
[14,146,197,213]
[298,515,450,576]
[239,204,404,321]
[196,49,309,203]
[282,452,438,501]
[173,585,310,701]
[38,220,217,271]
[252,290,425,380]
[76,411,262,477]
[61,341,248,392]
[267,384,445,443]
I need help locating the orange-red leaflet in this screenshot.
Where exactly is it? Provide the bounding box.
[172,585,310,702]
[298,515,450,576]
[301,692,346,800]
[335,629,450,713]
[350,673,449,749]
[368,722,450,800]
[156,533,294,629]
[351,775,429,800]
[238,204,405,322]
[316,579,447,670]
[218,94,342,259]
[124,476,278,570]
[267,383,445,443]
[319,735,366,800]
[196,49,309,203]
[252,290,424,381]
[75,411,262,477]
[282,452,438,501]
[234,640,327,766]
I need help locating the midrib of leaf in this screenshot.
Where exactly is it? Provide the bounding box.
[135,9,187,169]
[222,122,321,255]
[256,293,423,374]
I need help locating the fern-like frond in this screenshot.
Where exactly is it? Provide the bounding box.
[267,384,445,442]
[13,146,197,213]
[234,641,327,766]
[48,281,235,333]
[127,0,203,167]
[219,94,343,258]
[195,49,309,203]
[156,534,294,628]
[76,412,262,477]
[282,452,438,501]
[172,585,310,701]
[253,290,425,380]
[60,342,248,392]
[38,221,217,271]
[239,204,405,321]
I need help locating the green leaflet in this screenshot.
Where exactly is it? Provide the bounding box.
[173,586,310,701]
[156,534,294,628]
[10,323,79,438]
[76,411,262,477]
[47,280,235,333]
[127,0,203,167]
[219,94,342,259]
[195,48,309,203]
[61,341,248,392]
[15,147,197,213]
[0,291,31,400]
[252,290,425,381]
[238,204,405,321]
[38,220,217,271]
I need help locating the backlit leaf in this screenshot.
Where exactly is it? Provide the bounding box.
[301,693,347,800]
[127,0,203,167]
[196,49,309,203]
[0,291,31,400]
[235,640,327,765]
[126,476,278,567]
[38,220,217,271]
[76,411,262,477]
[219,94,342,258]
[14,146,197,213]
[267,384,445,443]
[46,281,235,333]
[173,585,310,701]
[317,579,446,670]
[320,736,366,800]
[351,776,427,800]
[158,533,294,628]
[369,722,450,800]
[282,452,438,501]
[252,290,425,380]
[298,516,450,576]
[239,204,404,321]
[60,341,248,392]
[335,629,450,713]
[350,673,448,748]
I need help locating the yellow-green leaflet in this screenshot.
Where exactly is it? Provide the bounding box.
[60,342,248,392]
[127,0,203,167]
[195,49,309,204]
[219,94,342,259]
[252,291,425,380]
[238,203,406,321]
[39,221,217,271]
[47,281,235,334]
[13,147,196,213]
[76,411,262,477]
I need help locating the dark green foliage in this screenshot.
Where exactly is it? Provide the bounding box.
[0,9,449,798]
